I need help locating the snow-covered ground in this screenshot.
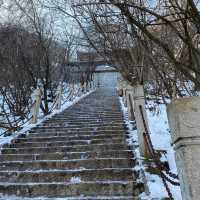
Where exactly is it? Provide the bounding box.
[120,97,182,200]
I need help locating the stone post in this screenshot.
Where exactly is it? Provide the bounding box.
[91,76,95,90]
[83,82,87,93]
[86,81,90,92]
[93,73,97,89]
[81,82,84,93]
[117,80,123,97]
[55,84,63,110]
[31,88,42,124]
[122,80,128,107]
[167,97,200,200]
[77,82,81,96]
[133,84,150,157]
[126,84,135,121]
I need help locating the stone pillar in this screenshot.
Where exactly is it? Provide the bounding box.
[92,75,96,90]
[77,82,81,96]
[122,80,128,107]
[55,84,63,110]
[126,84,135,121]
[167,97,200,200]
[86,81,90,92]
[31,88,42,124]
[133,84,150,157]
[93,73,98,89]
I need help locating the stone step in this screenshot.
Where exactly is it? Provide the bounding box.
[27,131,127,138]
[0,181,142,198]
[15,134,126,142]
[51,115,124,119]
[26,134,128,139]
[0,158,136,171]
[0,150,133,161]
[42,122,125,127]
[62,113,123,117]
[53,111,123,114]
[0,168,136,183]
[33,123,126,131]
[1,144,131,154]
[38,123,125,127]
[0,195,139,200]
[30,126,125,133]
[39,123,125,128]
[8,138,126,148]
[45,119,124,123]
[46,117,124,121]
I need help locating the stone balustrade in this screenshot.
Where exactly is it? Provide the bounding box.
[118,80,150,157]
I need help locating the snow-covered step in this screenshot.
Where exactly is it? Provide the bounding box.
[27,130,126,137]
[42,116,124,122]
[1,143,130,154]
[7,138,126,148]
[46,115,124,120]
[14,134,126,142]
[0,168,136,183]
[46,118,124,123]
[0,195,139,200]
[0,181,143,198]
[36,123,125,128]
[53,114,123,118]
[47,114,124,118]
[0,150,134,161]
[0,158,136,171]
[53,111,123,115]
[38,123,125,128]
[29,126,125,133]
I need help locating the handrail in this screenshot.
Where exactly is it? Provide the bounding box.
[139,105,180,200]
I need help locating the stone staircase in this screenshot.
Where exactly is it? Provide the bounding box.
[0,88,144,199]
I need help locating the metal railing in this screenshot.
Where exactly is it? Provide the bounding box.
[139,105,180,200]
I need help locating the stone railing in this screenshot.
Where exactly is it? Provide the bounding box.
[118,79,200,200]
[117,80,150,157]
[30,81,96,124]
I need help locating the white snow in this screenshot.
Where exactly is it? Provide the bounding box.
[70,176,82,184]
[0,194,134,200]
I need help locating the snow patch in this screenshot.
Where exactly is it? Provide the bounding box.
[70,176,82,184]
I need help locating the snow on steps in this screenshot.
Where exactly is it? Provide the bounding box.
[0,88,144,199]
[0,150,134,161]
[0,194,137,200]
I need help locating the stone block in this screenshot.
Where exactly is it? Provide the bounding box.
[167,97,200,200]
